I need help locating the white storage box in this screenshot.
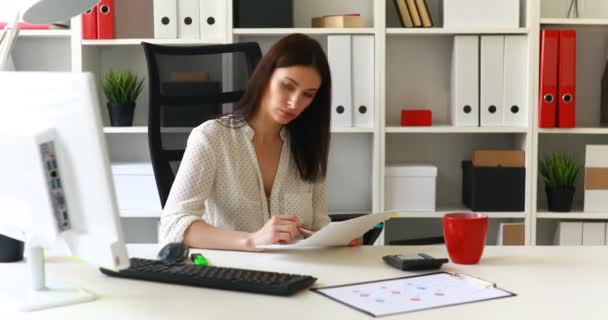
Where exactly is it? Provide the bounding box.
[385,164,437,212]
[111,163,162,214]
[444,0,520,28]
[584,145,608,212]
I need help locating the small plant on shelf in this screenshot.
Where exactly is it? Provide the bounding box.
[539,152,581,212]
[102,70,144,127]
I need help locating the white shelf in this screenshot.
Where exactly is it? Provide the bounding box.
[394,208,526,219]
[537,127,608,134]
[233,28,375,36]
[387,27,529,35]
[104,127,148,134]
[120,209,161,218]
[82,38,222,46]
[385,125,528,133]
[536,212,608,220]
[18,29,71,38]
[104,126,374,134]
[540,18,608,26]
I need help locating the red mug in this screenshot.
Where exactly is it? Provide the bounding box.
[443,212,488,264]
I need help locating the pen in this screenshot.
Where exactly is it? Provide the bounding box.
[453,273,496,288]
[299,227,314,238]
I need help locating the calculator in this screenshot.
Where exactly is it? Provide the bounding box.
[382,253,449,271]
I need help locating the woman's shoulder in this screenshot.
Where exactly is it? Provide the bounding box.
[192,116,246,140]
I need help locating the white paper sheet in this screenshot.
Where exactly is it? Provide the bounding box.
[314,272,515,317]
[256,211,396,250]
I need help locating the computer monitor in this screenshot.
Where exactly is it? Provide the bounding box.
[0,72,130,311]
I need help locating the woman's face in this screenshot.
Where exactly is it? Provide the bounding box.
[259,65,321,125]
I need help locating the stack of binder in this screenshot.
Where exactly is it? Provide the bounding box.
[327,35,375,129]
[153,0,226,43]
[81,0,115,39]
[539,29,576,128]
[554,222,607,245]
[451,35,528,127]
[392,0,433,28]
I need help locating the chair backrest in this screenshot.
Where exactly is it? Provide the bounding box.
[142,42,262,208]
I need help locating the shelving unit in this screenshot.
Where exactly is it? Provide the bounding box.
[532,0,608,245]
[16,0,608,245]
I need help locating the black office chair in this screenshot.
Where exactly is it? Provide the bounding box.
[141,42,262,207]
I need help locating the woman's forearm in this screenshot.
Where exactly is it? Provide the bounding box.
[182,220,255,251]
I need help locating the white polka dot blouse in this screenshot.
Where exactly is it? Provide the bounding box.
[159,118,331,244]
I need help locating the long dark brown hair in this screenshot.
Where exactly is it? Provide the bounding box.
[223,33,332,182]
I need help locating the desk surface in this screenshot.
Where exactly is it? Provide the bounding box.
[0,245,606,319]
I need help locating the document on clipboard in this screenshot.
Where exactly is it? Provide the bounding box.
[256,211,396,250]
[313,272,515,317]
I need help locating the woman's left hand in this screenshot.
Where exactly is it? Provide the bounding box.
[348,238,363,246]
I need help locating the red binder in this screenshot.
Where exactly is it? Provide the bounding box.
[81,5,97,39]
[558,30,576,128]
[97,0,115,39]
[539,29,559,128]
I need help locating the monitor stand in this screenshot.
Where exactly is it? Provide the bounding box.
[0,246,95,311]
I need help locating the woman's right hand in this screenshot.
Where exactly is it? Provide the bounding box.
[247,215,302,251]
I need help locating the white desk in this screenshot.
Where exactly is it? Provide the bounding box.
[0,245,606,319]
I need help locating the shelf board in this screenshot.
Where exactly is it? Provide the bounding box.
[541,18,608,26]
[387,27,528,35]
[104,126,148,134]
[537,127,608,134]
[120,209,161,218]
[233,28,375,36]
[18,29,71,38]
[82,38,225,46]
[104,126,374,134]
[394,209,526,219]
[536,212,608,220]
[385,125,528,133]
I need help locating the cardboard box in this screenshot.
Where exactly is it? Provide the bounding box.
[385,164,437,211]
[472,150,525,167]
[312,15,364,28]
[497,223,525,245]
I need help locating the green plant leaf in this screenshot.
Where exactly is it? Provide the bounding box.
[102,70,145,106]
[539,152,581,189]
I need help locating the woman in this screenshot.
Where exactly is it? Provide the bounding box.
[159,33,332,251]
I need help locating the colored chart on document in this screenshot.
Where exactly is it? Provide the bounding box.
[314,272,514,317]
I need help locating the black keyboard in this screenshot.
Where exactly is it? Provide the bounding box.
[99,257,317,296]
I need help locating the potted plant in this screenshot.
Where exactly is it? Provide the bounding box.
[102,70,144,126]
[539,152,581,212]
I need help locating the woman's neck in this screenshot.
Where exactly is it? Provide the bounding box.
[248,112,283,144]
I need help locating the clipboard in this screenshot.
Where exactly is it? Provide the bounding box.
[312,272,515,317]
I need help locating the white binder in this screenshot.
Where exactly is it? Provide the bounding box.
[480,36,505,126]
[328,35,353,128]
[450,36,479,127]
[554,222,583,245]
[153,0,177,39]
[582,222,606,246]
[199,0,227,43]
[351,35,374,128]
[177,0,200,39]
[503,35,528,127]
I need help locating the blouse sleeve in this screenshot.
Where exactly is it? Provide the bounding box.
[311,179,331,231]
[158,126,217,244]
